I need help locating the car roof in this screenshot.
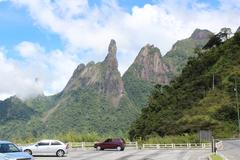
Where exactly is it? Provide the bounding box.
[38,139,61,142]
[0,141,12,144]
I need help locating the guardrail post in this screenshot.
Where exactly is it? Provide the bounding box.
[81,142,84,149]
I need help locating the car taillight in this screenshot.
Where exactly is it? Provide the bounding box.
[66,143,69,149]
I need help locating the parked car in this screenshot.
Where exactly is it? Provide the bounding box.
[94,138,125,151]
[22,140,68,157]
[0,140,33,160]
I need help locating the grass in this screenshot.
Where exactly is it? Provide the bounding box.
[210,154,224,160]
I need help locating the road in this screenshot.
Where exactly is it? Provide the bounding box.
[219,140,240,160]
[34,149,210,160]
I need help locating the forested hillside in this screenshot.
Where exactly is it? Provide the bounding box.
[129,32,240,139]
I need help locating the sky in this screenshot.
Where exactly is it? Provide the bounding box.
[0,0,239,100]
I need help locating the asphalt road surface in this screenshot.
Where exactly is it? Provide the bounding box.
[34,149,210,160]
[219,140,240,160]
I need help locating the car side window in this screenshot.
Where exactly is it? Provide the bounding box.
[38,142,50,146]
[51,141,61,145]
[104,139,112,142]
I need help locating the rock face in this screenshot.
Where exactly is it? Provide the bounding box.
[63,39,124,107]
[123,44,172,109]
[125,44,171,84]
[190,29,214,40]
[163,29,213,75]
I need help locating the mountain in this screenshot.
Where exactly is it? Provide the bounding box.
[163,29,213,75]
[0,96,35,122]
[63,40,124,107]
[40,40,138,136]
[129,32,240,139]
[0,28,220,140]
[123,44,172,108]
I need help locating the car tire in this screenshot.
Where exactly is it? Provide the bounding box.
[24,149,32,155]
[120,147,125,151]
[56,149,65,157]
[96,146,101,151]
[116,146,121,151]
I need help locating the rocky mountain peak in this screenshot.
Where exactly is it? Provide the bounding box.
[124,44,171,84]
[104,39,118,69]
[63,39,124,107]
[190,29,213,40]
[140,44,161,57]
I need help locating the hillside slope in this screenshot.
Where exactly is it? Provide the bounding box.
[164,29,213,75]
[129,32,240,139]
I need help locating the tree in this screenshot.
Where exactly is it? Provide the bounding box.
[203,28,232,49]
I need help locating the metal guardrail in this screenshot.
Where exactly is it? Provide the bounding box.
[68,141,138,149]
[142,143,211,149]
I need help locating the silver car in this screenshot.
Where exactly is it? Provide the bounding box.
[22,140,68,157]
[0,141,33,160]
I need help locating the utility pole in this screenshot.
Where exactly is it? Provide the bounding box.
[234,78,240,137]
[212,73,215,90]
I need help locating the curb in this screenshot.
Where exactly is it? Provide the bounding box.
[208,155,212,160]
[208,153,226,160]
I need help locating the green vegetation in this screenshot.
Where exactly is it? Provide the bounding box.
[10,132,106,144]
[164,30,212,75]
[123,69,155,109]
[143,134,199,144]
[129,32,240,140]
[210,154,224,160]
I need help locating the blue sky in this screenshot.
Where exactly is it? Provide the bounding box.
[0,1,63,58]
[0,0,239,100]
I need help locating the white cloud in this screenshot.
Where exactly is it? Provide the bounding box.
[15,41,44,58]
[11,0,240,55]
[14,42,79,96]
[0,48,43,100]
[0,0,239,99]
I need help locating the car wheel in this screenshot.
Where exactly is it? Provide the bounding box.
[116,146,121,151]
[96,146,101,151]
[121,147,125,151]
[24,149,32,155]
[56,149,65,157]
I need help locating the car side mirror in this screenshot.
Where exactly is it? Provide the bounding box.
[35,144,39,147]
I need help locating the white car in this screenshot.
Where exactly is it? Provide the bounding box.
[22,140,69,157]
[0,141,33,160]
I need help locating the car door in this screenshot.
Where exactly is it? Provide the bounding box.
[102,139,112,149]
[50,141,62,154]
[35,141,50,155]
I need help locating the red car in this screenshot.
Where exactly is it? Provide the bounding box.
[94,138,125,151]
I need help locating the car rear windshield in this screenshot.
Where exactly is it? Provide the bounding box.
[0,143,20,153]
